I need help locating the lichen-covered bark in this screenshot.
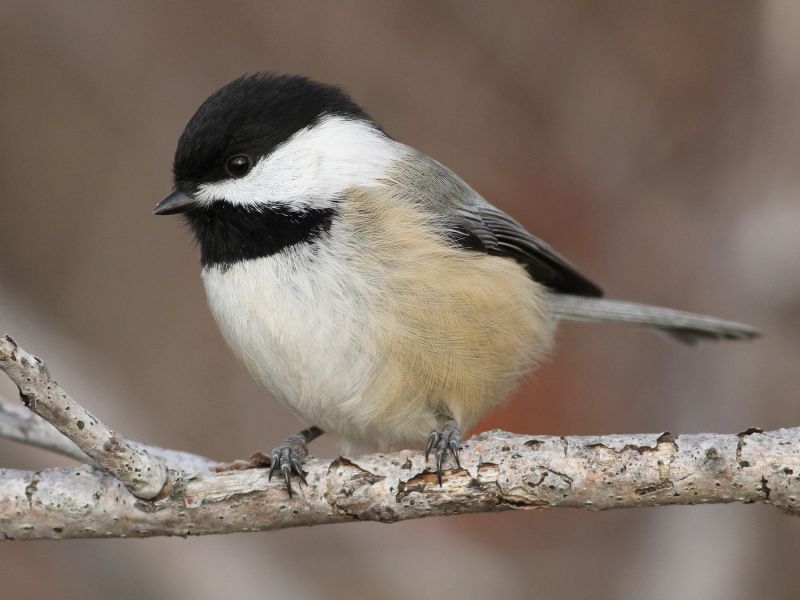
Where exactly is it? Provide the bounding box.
[2,427,798,541]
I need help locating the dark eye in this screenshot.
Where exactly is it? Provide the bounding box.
[226,154,252,178]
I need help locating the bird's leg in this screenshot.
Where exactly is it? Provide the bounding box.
[267,426,323,497]
[425,419,462,485]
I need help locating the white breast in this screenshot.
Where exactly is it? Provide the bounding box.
[201,240,382,439]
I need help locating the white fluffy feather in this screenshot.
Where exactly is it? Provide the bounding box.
[201,238,391,446]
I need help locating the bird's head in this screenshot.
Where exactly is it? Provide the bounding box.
[155,73,392,218]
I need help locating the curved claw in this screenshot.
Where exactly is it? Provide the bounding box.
[449,439,461,469]
[268,449,281,481]
[281,463,293,497]
[425,431,440,461]
[291,457,307,484]
[435,446,446,485]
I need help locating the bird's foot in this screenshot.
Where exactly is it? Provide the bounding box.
[212,426,322,498]
[425,419,462,485]
[266,433,309,498]
[213,443,306,497]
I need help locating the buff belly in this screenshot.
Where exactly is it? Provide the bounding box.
[202,189,556,451]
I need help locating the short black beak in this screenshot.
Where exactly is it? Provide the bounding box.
[153,190,199,215]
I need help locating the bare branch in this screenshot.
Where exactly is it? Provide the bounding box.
[0,335,169,499]
[1,333,798,541]
[0,395,90,462]
[1,427,799,540]
[0,396,216,474]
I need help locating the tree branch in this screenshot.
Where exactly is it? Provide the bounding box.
[1,334,798,541]
[0,396,216,474]
[0,335,212,498]
[0,395,90,462]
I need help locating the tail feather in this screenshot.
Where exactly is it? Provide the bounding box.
[549,295,761,344]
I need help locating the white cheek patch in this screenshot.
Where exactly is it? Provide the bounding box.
[195,115,401,211]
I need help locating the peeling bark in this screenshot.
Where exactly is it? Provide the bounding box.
[1,427,799,540]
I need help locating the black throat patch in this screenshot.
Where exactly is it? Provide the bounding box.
[184,202,335,268]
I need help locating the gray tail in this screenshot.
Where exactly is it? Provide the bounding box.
[550,295,761,344]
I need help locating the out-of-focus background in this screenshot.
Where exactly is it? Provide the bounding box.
[1,2,799,598]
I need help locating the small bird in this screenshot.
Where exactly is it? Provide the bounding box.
[154,73,759,495]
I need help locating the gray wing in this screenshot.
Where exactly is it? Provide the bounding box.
[387,149,603,297]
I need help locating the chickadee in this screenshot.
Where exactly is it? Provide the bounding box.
[154,73,759,495]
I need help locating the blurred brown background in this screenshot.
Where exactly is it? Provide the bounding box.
[1,1,799,598]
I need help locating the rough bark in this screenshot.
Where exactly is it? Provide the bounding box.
[1,334,798,541]
[2,335,176,498]
[2,427,799,541]
[0,396,215,474]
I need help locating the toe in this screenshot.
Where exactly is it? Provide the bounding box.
[291,456,307,484]
[425,431,440,461]
[268,448,281,481]
[449,438,461,468]
[435,443,447,485]
[281,463,293,497]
